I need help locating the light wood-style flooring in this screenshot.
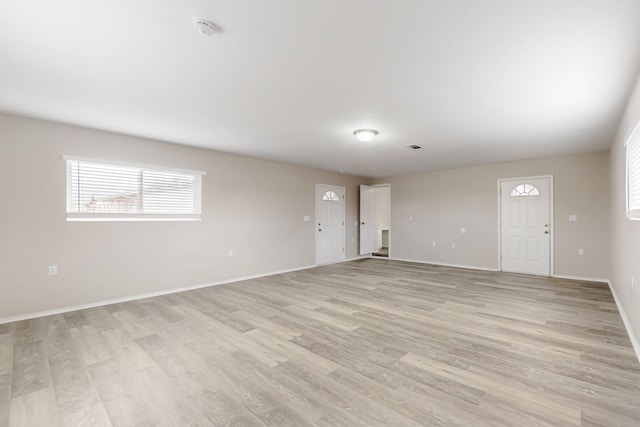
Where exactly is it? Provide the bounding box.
[1,259,640,426]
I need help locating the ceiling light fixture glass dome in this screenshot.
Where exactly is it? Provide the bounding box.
[353,129,378,142]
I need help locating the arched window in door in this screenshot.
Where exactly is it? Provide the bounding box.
[510,183,540,197]
[322,190,340,201]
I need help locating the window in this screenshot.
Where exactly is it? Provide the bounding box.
[510,183,540,197]
[627,122,640,220]
[322,190,340,201]
[65,156,206,221]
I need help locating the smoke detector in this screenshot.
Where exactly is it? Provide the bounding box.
[193,20,217,37]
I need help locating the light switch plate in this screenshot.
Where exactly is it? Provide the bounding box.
[569,215,577,222]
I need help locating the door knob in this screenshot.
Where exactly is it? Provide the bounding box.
[544,231,549,234]
[318,228,322,232]
[361,222,365,225]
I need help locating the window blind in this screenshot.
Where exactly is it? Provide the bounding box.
[65,157,205,221]
[628,132,640,219]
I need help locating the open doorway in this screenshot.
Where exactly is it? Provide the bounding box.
[360,184,391,257]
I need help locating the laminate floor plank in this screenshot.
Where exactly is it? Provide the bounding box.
[87,359,160,427]
[0,374,11,427]
[81,307,122,332]
[9,388,62,427]
[10,341,50,398]
[68,325,113,367]
[135,334,266,427]
[0,336,14,378]
[48,348,112,427]
[2,258,640,426]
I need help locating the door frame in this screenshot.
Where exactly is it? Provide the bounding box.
[497,175,554,275]
[315,184,346,265]
[371,183,391,258]
[359,184,374,255]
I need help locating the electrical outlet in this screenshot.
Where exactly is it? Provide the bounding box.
[351,237,355,243]
[228,250,233,257]
[451,243,456,249]
[460,227,466,234]
[409,216,413,222]
[569,215,577,222]
[578,248,584,256]
[48,265,58,276]
[432,241,437,247]
[303,216,310,222]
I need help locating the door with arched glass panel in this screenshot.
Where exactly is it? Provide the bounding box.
[316,185,345,264]
[499,177,551,275]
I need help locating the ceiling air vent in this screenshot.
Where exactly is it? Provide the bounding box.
[407,144,423,150]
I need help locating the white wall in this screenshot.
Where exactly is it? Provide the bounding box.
[374,152,610,279]
[0,114,365,320]
[610,74,640,349]
[0,111,621,322]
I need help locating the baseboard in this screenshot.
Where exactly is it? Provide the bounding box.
[0,264,317,325]
[606,280,640,364]
[552,274,609,283]
[387,257,498,272]
[346,255,372,261]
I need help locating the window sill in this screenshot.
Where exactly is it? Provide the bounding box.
[66,216,201,222]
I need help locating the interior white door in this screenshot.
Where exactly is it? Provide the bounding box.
[316,185,345,265]
[360,184,374,255]
[500,177,551,275]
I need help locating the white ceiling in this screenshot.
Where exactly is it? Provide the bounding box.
[1,1,640,178]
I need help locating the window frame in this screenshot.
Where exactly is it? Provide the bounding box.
[64,155,206,222]
[626,121,640,220]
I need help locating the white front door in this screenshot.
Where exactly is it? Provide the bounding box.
[359,184,374,255]
[500,177,552,276]
[316,185,345,265]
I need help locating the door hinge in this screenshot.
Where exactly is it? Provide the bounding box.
[342,221,344,226]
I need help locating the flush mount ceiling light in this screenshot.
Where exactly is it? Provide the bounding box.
[353,129,378,142]
[193,19,218,37]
